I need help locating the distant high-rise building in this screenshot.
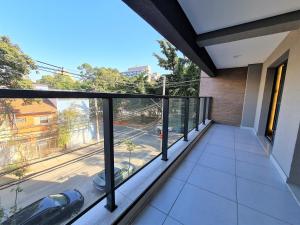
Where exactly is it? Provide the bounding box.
[122,65,152,77]
[121,65,160,82]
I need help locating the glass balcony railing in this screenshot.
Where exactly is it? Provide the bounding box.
[188,98,197,132]
[168,98,185,147]
[0,90,211,225]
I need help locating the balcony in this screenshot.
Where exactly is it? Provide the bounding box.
[0,87,300,225]
[0,89,212,225]
[132,124,300,225]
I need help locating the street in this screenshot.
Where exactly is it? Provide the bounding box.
[0,122,182,223]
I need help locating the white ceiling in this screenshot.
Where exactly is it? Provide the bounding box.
[177,0,300,68]
[177,0,300,34]
[205,32,289,69]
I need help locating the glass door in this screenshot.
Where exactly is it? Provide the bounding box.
[265,62,287,143]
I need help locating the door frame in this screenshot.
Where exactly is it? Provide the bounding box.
[257,51,289,152]
[265,61,287,144]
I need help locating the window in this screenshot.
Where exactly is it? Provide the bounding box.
[16,117,26,123]
[49,194,69,206]
[39,116,49,125]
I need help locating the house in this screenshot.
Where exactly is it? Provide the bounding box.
[0,99,58,166]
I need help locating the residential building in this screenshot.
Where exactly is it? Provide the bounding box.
[1,1,300,225]
[122,65,152,77]
[0,99,58,166]
[121,65,161,82]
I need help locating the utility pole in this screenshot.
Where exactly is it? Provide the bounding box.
[161,76,167,137]
[94,98,100,142]
[92,86,100,142]
[162,76,166,95]
[198,70,201,97]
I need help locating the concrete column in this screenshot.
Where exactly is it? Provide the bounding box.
[241,64,262,128]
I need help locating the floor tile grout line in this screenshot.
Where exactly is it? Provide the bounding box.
[234,128,239,225]
[200,151,236,161]
[235,158,273,169]
[194,163,236,177]
[160,130,213,212]
[237,202,294,225]
[133,128,212,225]
[196,161,235,176]
[165,215,184,225]
[203,151,235,160]
[185,181,237,203]
[163,136,211,222]
[236,176,290,193]
[235,127,296,225]
[235,149,267,156]
[236,158,277,170]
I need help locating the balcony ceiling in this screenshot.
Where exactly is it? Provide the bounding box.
[123,0,300,75]
[177,0,300,34]
[205,32,289,69]
[178,0,300,69]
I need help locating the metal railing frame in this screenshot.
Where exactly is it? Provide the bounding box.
[0,89,212,215]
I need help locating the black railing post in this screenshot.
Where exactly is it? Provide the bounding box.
[202,97,207,125]
[161,97,169,161]
[183,98,189,141]
[207,97,212,120]
[103,97,117,211]
[195,97,200,131]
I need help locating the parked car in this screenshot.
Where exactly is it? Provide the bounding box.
[93,162,135,191]
[155,124,173,135]
[2,189,84,225]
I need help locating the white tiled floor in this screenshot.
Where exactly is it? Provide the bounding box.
[131,124,300,225]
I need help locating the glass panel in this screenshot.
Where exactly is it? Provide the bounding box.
[112,98,162,186]
[188,98,197,132]
[0,98,105,224]
[199,98,204,124]
[168,98,185,147]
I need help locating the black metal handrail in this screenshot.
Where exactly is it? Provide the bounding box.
[0,88,212,220]
[0,88,210,99]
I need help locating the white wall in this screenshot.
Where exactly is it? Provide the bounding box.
[254,29,300,177]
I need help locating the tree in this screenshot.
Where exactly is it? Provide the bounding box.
[154,40,200,96]
[78,64,124,92]
[0,36,35,88]
[58,107,82,149]
[0,36,35,143]
[9,165,27,220]
[38,73,81,90]
[0,147,29,223]
[123,139,136,176]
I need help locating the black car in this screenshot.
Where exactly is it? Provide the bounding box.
[2,189,84,225]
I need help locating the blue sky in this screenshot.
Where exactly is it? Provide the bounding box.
[0,0,169,80]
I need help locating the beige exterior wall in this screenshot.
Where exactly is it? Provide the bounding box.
[254,29,300,177]
[241,64,262,128]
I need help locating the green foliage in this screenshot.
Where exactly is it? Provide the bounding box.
[0,205,4,222]
[78,64,124,92]
[0,36,36,88]
[154,40,200,96]
[123,139,135,152]
[123,139,136,176]
[38,73,81,90]
[57,107,81,149]
[57,126,70,149]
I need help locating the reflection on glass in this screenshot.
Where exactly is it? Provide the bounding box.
[188,98,197,131]
[0,98,105,224]
[112,98,162,185]
[168,98,185,147]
